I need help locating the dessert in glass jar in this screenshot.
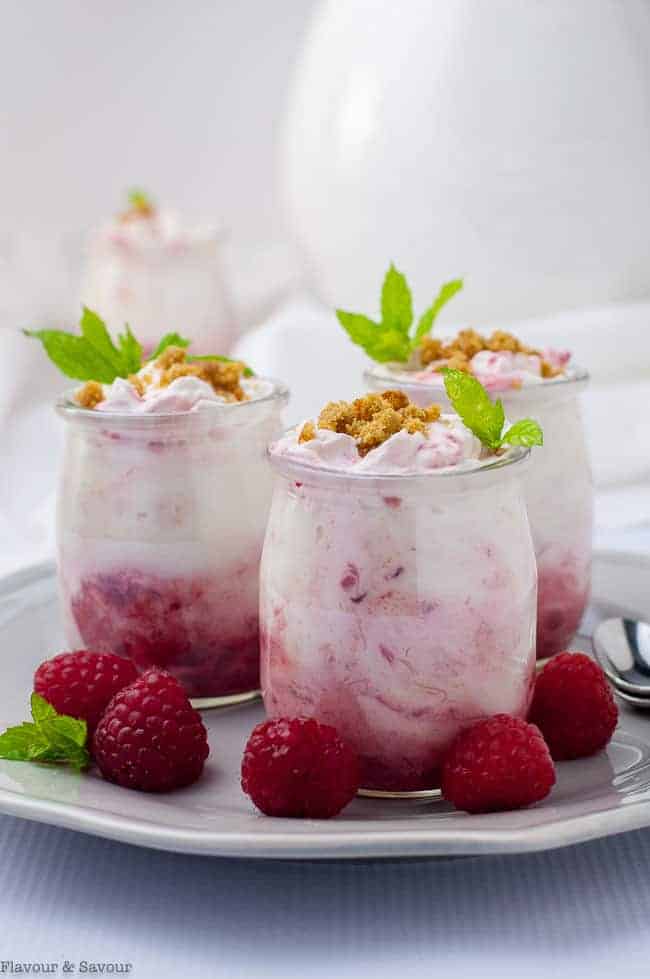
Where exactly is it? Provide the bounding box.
[80,190,233,355]
[28,313,288,706]
[261,389,539,794]
[365,336,592,660]
[336,263,592,660]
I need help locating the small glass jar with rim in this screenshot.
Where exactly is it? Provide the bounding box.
[366,364,592,660]
[57,381,288,707]
[261,440,536,795]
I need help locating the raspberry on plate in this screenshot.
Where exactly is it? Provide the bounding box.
[441,714,555,814]
[34,650,138,734]
[93,669,209,792]
[529,651,618,760]
[241,716,360,818]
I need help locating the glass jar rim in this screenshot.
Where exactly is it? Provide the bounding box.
[364,363,589,402]
[268,433,529,488]
[56,376,289,427]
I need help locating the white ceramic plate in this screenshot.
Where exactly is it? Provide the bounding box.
[1,553,650,861]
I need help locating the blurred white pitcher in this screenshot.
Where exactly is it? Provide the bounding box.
[281,0,650,323]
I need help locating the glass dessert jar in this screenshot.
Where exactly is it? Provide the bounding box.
[57,382,288,707]
[260,445,537,794]
[80,201,233,355]
[366,365,593,660]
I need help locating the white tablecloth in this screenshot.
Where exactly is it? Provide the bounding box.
[1,300,649,977]
[2,811,650,979]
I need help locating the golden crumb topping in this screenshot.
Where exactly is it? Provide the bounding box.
[419,328,563,378]
[154,347,247,402]
[75,381,104,409]
[73,347,249,409]
[299,391,442,457]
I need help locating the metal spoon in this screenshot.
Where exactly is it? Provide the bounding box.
[593,618,650,697]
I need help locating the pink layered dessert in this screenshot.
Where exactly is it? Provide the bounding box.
[366,332,592,660]
[57,346,287,701]
[81,190,231,354]
[261,392,537,791]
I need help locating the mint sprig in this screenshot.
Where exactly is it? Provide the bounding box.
[127,188,155,213]
[25,311,254,382]
[0,694,90,771]
[25,308,141,383]
[442,369,543,451]
[336,265,463,363]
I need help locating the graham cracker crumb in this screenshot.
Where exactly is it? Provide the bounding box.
[418,327,556,376]
[419,337,444,366]
[128,374,146,396]
[444,328,485,359]
[299,421,316,443]
[156,348,247,401]
[155,346,187,370]
[75,381,104,409]
[541,360,563,379]
[306,391,442,457]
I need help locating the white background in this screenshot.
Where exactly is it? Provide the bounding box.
[1,1,317,238]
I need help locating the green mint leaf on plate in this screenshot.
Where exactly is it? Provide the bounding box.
[414,279,464,343]
[500,418,544,448]
[0,694,90,771]
[189,354,254,377]
[149,332,191,360]
[336,265,463,363]
[0,722,44,761]
[381,264,413,336]
[442,368,505,450]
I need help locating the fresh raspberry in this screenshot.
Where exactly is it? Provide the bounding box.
[34,651,138,734]
[92,669,209,792]
[441,714,555,813]
[241,717,360,818]
[529,651,618,760]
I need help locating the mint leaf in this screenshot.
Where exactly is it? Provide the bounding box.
[25,312,239,389]
[501,418,544,448]
[23,329,121,383]
[442,369,544,451]
[128,188,154,213]
[335,266,463,363]
[381,264,413,336]
[30,693,57,725]
[149,333,191,360]
[335,311,411,363]
[0,722,44,761]
[0,695,90,771]
[80,307,123,374]
[442,368,505,449]
[118,325,142,375]
[414,279,464,343]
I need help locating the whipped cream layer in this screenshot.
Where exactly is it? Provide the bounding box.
[88,372,273,415]
[272,413,487,475]
[390,347,572,393]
